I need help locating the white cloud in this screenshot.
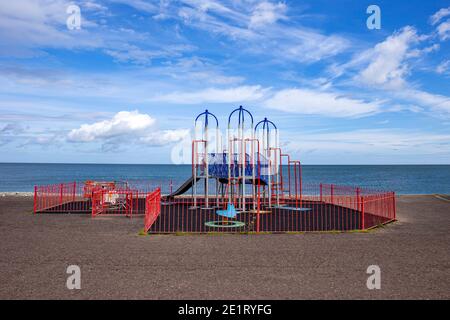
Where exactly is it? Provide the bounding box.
[82,1,108,13]
[155,0,349,63]
[436,60,450,74]
[328,24,450,117]
[150,85,268,104]
[395,89,450,115]
[0,0,102,56]
[151,84,384,118]
[430,7,450,41]
[104,43,196,65]
[1,123,24,134]
[249,1,287,28]
[283,129,450,164]
[110,0,158,13]
[0,0,193,63]
[437,20,450,40]
[354,26,423,89]
[263,88,381,118]
[406,43,440,58]
[430,7,450,25]
[0,122,66,148]
[144,56,245,85]
[273,28,349,63]
[0,0,343,65]
[68,110,155,142]
[139,129,190,146]
[67,110,189,149]
[288,129,450,152]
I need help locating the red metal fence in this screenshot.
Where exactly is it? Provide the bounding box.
[361,192,396,229]
[33,181,395,233]
[34,182,80,213]
[34,181,161,218]
[145,183,395,234]
[144,188,161,232]
[91,189,136,217]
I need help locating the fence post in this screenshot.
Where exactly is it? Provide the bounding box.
[33,186,37,214]
[356,187,360,211]
[59,183,63,204]
[361,196,365,230]
[299,162,302,207]
[393,192,396,220]
[256,213,260,233]
[320,183,323,202]
[331,184,334,204]
[128,192,133,218]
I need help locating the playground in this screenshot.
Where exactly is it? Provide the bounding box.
[33,106,396,234]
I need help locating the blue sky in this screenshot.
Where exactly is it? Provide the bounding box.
[0,0,449,164]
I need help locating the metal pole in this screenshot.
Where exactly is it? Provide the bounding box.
[241,114,245,211]
[33,186,37,214]
[192,141,197,208]
[361,196,365,230]
[267,128,271,207]
[59,183,63,205]
[299,161,302,207]
[356,187,360,211]
[228,123,232,205]
[192,119,197,208]
[275,131,280,206]
[205,121,209,208]
[331,184,335,204]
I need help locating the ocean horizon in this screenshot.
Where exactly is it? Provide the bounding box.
[0,163,449,195]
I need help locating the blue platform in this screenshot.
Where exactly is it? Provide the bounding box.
[216,203,238,218]
[199,153,270,185]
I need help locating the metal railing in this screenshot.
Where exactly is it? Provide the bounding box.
[33,181,395,233]
[145,183,395,233]
[144,188,161,232]
[34,181,161,217]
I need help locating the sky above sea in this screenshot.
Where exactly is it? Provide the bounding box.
[0,1,449,164]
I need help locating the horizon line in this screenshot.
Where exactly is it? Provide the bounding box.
[0,162,449,166]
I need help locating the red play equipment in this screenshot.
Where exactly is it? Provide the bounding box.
[143,106,396,233]
[32,105,396,234]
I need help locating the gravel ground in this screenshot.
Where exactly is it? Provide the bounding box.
[0,195,448,299]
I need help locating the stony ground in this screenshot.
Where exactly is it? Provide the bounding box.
[0,195,448,299]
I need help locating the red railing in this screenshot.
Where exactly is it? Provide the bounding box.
[34,181,395,232]
[34,181,164,217]
[91,188,136,217]
[34,182,80,213]
[361,192,396,229]
[91,188,103,216]
[144,188,161,232]
[83,180,126,198]
[144,183,396,234]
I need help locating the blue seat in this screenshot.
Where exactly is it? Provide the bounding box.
[216,203,238,218]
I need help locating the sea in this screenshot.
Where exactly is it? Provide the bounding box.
[0,163,449,194]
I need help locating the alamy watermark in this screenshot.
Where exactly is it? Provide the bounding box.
[66,4,81,30]
[66,265,81,290]
[366,5,381,30]
[366,265,381,289]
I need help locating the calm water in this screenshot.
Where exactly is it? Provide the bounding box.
[0,163,449,194]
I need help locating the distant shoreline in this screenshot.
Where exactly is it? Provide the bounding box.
[1,192,34,197]
[1,162,450,166]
